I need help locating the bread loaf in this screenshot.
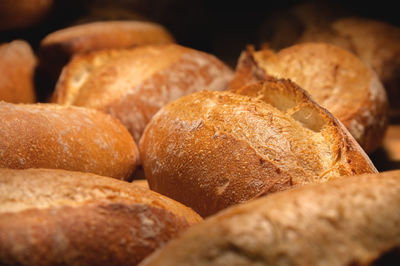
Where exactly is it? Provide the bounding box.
[0,40,36,103]
[0,102,138,180]
[0,168,202,265]
[230,43,388,153]
[298,17,400,111]
[140,170,400,266]
[139,80,377,217]
[52,44,233,142]
[39,21,174,81]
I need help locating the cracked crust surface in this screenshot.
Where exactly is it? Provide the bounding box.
[298,17,400,110]
[52,44,233,142]
[139,80,376,217]
[140,170,400,266]
[230,43,388,153]
[39,20,175,78]
[0,168,202,265]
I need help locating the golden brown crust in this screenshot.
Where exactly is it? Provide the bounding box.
[140,171,400,266]
[298,17,400,110]
[52,44,233,142]
[0,40,36,103]
[132,179,150,189]
[0,168,202,265]
[39,21,175,79]
[230,43,388,153]
[0,102,138,180]
[139,80,376,217]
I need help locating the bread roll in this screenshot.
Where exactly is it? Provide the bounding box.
[139,80,377,217]
[298,17,400,111]
[0,40,36,103]
[39,21,174,80]
[0,102,138,180]
[0,168,202,265]
[52,44,233,142]
[230,43,388,153]
[140,170,400,266]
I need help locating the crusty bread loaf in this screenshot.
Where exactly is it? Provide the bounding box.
[0,0,53,30]
[0,168,202,265]
[0,102,138,180]
[298,17,400,111]
[230,43,388,153]
[39,21,174,81]
[0,40,36,103]
[140,170,400,266]
[52,44,233,142]
[139,80,377,217]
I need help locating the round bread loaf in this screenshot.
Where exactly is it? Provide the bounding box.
[139,170,400,266]
[0,168,202,266]
[0,40,36,103]
[0,102,138,180]
[139,80,377,217]
[298,17,400,111]
[52,44,233,142]
[39,21,174,80]
[230,43,388,153]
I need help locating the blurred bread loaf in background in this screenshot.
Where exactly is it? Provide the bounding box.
[52,44,233,142]
[0,168,202,265]
[297,17,400,113]
[37,20,175,99]
[140,80,377,217]
[230,43,388,153]
[0,40,36,103]
[0,102,139,180]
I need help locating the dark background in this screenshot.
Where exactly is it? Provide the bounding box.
[1,0,399,67]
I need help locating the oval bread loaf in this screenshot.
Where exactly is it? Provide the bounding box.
[139,80,377,217]
[52,44,233,142]
[0,168,202,266]
[230,43,388,153]
[0,40,36,103]
[298,17,400,111]
[0,102,138,180]
[140,170,400,266]
[39,20,174,78]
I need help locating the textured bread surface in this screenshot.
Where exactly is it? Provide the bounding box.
[139,80,377,217]
[39,20,174,78]
[298,17,400,110]
[140,170,400,266]
[53,44,233,142]
[0,168,202,265]
[230,43,388,153]
[0,40,36,103]
[0,102,138,180]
